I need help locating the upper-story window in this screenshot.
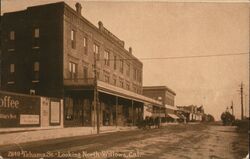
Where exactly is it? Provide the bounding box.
[9,31,15,40]
[10,64,15,73]
[133,68,137,81]
[33,62,40,82]
[126,63,130,77]
[137,70,142,83]
[71,30,76,49]
[83,37,88,54]
[119,80,124,88]
[34,28,40,38]
[8,64,15,84]
[69,62,77,79]
[32,28,40,48]
[104,75,110,83]
[114,55,117,70]
[93,44,100,60]
[119,58,124,73]
[104,50,110,66]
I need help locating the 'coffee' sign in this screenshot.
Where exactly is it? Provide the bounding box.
[0,91,41,128]
[0,96,19,109]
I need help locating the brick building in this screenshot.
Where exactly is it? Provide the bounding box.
[0,2,161,127]
[143,86,178,120]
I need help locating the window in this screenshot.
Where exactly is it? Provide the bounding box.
[137,71,141,82]
[33,62,40,81]
[119,80,124,88]
[104,50,110,66]
[10,64,15,73]
[71,30,76,49]
[34,28,40,38]
[83,66,88,79]
[69,62,77,79]
[114,55,117,70]
[93,44,100,60]
[119,58,124,73]
[133,68,137,81]
[83,37,88,54]
[104,75,109,83]
[8,64,15,83]
[126,82,130,90]
[113,78,116,86]
[9,31,15,40]
[126,63,130,77]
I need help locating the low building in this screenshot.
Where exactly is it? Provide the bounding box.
[177,105,204,122]
[143,86,178,121]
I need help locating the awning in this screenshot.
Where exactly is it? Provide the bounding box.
[167,113,179,119]
[97,81,163,107]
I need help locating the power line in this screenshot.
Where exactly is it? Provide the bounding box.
[97,52,249,61]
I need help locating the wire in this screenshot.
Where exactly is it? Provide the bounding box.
[97,52,249,61]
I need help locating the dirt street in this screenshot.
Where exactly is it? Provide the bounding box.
[0,124,248,159]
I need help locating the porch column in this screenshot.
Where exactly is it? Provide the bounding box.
[132,100,134,126]
[116,96,118,127]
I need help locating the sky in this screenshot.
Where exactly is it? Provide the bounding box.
[1,0,249,120]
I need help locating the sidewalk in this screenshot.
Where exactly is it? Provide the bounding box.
[0,126,137,146]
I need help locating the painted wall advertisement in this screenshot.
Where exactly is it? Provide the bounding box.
[0,91,40,128]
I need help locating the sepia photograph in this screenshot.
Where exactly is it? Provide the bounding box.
[0,0,249,158]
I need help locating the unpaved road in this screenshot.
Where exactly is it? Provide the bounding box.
[0,124,248,159]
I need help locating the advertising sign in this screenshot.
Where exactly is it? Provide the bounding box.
[0,91,40,128]
[50,101,60,124]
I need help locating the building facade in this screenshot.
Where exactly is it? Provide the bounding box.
[1,2,161,127]
[177,105,204,122]
[143,86,177,120]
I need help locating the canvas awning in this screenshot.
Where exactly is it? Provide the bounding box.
[97,81,163,107]
[167,113,179,119]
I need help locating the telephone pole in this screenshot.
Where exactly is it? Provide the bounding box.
[93,53,100,134]
[240,82,244,120]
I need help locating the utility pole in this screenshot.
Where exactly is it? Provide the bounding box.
[93,53,100,134]
[240,82,244,120]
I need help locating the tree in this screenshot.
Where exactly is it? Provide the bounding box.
[220,111,235,126]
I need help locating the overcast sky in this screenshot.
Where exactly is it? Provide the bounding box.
[2,0,249,120]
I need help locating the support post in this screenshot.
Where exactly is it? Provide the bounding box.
[132,100,134,126]
[93,51,100,134]
[116,96,118,127]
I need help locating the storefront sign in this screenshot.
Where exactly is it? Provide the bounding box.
[0,91,40,128]
[20,114,40,125]
[50,101,60,124]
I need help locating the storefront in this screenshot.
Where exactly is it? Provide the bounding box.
[63,81,161,127]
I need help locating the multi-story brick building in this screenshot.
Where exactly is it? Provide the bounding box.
[0,2,161,127]
[143,86,178,120]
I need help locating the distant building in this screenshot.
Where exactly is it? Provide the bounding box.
[177,105,204,122]
[143,86,178,120]
[0,2,161,127]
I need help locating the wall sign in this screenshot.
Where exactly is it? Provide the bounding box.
[20,114,40,125]
[50,101,60,124]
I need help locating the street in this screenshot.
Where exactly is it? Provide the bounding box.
[0,124,248,159]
